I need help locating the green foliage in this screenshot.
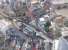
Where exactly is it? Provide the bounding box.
[0,37,4,44]
[64,20,68,27]
[44,21,51,32]
[54,31,62,39]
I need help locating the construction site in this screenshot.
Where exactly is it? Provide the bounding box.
[0,0,68,50]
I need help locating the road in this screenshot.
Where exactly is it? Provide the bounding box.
[56,8,68,17]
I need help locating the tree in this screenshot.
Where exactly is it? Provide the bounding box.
[44,21,51,32]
